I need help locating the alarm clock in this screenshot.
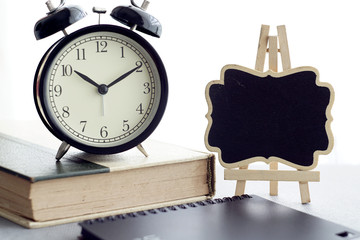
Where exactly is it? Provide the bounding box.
[33,0,168,160]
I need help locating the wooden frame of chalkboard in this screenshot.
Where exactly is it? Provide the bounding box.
[205,65,334,171]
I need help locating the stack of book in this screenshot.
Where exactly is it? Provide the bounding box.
[0,134,215,228]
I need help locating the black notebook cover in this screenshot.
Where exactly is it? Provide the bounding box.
[79,195,360,240]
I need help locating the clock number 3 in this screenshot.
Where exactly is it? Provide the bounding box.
[143,82,150,94]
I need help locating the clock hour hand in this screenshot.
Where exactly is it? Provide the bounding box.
[74,70,100,88]
[107,65,141,88]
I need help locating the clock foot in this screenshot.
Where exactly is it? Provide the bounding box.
[137,144,149,157]
[56,141,71,161]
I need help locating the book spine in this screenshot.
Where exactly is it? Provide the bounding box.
[82,195,252,225]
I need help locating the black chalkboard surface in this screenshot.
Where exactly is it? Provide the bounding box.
[205,65,334,170]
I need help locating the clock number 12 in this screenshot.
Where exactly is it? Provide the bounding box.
[96,41,108,53]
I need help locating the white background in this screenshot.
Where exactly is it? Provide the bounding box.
[0,0,359,164]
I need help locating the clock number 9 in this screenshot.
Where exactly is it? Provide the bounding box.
[54,85,62,97]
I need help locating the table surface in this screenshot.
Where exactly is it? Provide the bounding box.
[0,121,360,239]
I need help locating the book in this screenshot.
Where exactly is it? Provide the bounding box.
[0,133,215,228]
[80,194,360,240]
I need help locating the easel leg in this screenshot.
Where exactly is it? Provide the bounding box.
[268,36,278,72]
[268,33,279,197]
[255,25,270,71]
[269,162,278,196]
[235,165,248,195]
[277,25,291,71]
[299,181,311,203]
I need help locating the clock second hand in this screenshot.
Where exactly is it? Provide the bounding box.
[97,84,109,116]
[101,95,105,116]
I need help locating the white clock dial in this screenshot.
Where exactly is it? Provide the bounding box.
[35,25,167,153]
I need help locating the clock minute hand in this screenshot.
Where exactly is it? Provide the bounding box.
[74,70,100,88]
[107,65,141,88]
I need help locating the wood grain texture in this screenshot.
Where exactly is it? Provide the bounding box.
[224,169,320,182]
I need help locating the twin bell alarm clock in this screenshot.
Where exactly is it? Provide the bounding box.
[33,0,168,160]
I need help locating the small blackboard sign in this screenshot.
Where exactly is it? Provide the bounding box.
[205,65,334,170]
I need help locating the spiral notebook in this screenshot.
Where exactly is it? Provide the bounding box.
[79,195,360,240]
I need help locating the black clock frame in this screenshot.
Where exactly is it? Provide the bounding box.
[34,24,168,155]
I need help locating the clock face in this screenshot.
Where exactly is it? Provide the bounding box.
[35,25,167,154]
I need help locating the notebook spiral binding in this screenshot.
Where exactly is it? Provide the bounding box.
[83,194,252,225]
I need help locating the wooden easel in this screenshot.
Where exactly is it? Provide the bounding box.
[226,25,320,203]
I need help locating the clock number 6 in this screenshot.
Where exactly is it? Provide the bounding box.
[100,126,108,138]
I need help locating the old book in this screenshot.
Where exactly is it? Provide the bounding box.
[0,133,215,228]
